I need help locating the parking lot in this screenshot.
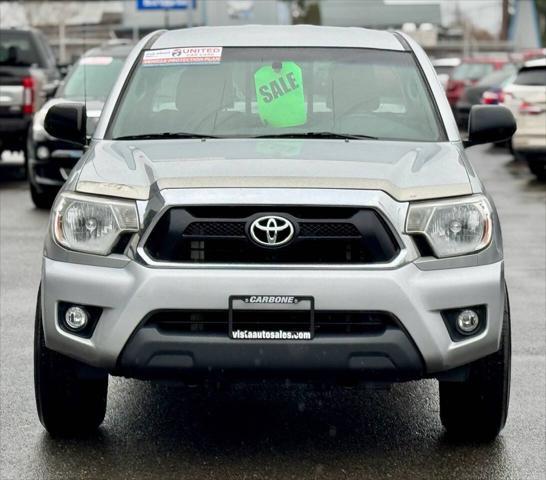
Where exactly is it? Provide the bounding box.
[0,144,544,480]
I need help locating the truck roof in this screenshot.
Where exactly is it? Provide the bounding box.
[151,25,405,51]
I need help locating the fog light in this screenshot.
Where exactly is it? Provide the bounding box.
[36,146,49,160]
[456,309,480,334]
[65,306,88,331]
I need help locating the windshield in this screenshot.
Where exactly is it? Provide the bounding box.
[514,67,546,86]
[109,47,444,142]
[58,56,125,101]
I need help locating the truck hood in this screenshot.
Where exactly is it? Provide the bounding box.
[75,138,472,202]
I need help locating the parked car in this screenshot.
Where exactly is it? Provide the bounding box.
[28,42,132,208]
[454,66,517,127]
[0,27,60,165]
[503,58,546,180]
[446,57,510,109]
[432,57,460,90]
[35,26,516,442]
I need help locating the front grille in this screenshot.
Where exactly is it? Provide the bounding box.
[184,222,246,238]
[143,206,400,264]
[183,221,360,239]
[146,310,395,336]
[299,222,360,238]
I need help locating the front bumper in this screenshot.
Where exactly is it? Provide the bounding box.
[119,324,424,381]
[41,257,505,378]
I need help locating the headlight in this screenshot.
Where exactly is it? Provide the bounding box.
[53,192,139,255]
[405,195,492,258]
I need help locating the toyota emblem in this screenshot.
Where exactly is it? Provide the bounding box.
[249,215,295,247]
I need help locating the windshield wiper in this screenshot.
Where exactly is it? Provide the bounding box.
[113,132,378,141]
[251,132,378,140]
[113,132,219,140]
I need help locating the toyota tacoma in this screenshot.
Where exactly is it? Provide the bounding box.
[34,26,516,441]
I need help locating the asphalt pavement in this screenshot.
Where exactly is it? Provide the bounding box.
[0,145,545,480]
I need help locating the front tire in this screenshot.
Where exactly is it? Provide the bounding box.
[34,289,108,436]
[439,288,511,441]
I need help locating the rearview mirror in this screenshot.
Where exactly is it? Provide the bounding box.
[44,103,86,145]
[464,105,516,148]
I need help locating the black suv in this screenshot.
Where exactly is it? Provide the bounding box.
[0,28,59,165]
[27,41,132,208]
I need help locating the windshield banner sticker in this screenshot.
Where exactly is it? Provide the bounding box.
[142,47,223,66]
[80,56,113,65]
[254,61,307,128]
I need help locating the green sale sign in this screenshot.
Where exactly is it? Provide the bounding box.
[254,61,307,128]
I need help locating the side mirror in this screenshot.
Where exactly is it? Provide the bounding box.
[44,103,86,145]
[464,105,516,148]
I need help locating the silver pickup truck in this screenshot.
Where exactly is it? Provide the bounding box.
[0,28,59,164]
[35,25,516,441]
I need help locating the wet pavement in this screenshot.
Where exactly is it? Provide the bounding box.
[0,145,544,479]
